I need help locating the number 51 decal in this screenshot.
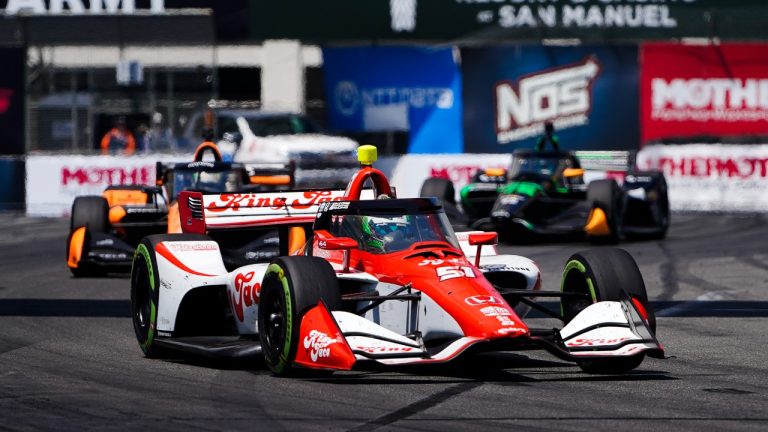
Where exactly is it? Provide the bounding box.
[436,266,475,281]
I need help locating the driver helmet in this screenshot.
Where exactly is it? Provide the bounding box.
[361,215,412,250]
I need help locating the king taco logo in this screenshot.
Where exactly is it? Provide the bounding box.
[495,57,601,143]
[567,337,630,347]
[303,330,339,362]
[208,190,344,212]
[229,271,260,322]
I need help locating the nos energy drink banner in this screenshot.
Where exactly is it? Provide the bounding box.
[323,46,463,153]
[463,45,639,153]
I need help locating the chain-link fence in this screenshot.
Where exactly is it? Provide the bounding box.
[25,64,226,154]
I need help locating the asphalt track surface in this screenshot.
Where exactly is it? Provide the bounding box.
[1,213,767,431]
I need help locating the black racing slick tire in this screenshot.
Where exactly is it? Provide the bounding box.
[586,179,621,244]
[420,177,456,206]
[71,196,109,233]
[258,256,341,376]
[67,196,109,277]
[560,248,656,374]
[130,234,210,358]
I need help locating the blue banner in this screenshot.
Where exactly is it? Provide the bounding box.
[462,45,639,153]
[323,46,463,153]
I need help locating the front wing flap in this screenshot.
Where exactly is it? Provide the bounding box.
[546,300,664,360]
[291,298,663,371]
[67,228,135,271]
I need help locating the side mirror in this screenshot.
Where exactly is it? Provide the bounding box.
[468,232,498,246]
[319,237,357,272]
[468,232,498,267]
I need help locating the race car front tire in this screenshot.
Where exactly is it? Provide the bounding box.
[130,233,210,357]
[258,256,341,376]
[67,196,110,277]
[560,248,656,374]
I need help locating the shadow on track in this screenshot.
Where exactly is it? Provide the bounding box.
[0,299,130,317]
[527,300,768,318]
[5,299,768,319]
[312,352,674,385]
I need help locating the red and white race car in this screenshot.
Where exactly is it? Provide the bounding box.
[130,146,664,375]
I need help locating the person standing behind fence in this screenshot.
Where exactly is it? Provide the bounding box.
[534,121,561,153]
[100,116,136,155]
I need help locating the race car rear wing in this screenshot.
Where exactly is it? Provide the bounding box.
[179,189,374,232]
[156,161,295,188]
[243,162,295,188]
[573,151,635,172]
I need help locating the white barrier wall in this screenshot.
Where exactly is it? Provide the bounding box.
[388,154,513,200]
[26,154,189,217]
[26,146,768,217]
[637,144,768,212]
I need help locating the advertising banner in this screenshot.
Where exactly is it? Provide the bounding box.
[251,1,768,43]
[641,43,768,144]
[0,1,219,45]
[323,46,463,154]
[637,144,768,212]
[26,154,188,217]
[0,48,25,155]
[462,45,639,153]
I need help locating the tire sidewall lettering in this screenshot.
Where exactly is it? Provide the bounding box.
[134,243,157,353]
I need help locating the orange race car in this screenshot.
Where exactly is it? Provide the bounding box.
[66,143,294,276]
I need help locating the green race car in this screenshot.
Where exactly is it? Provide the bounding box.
[420,149,669,244]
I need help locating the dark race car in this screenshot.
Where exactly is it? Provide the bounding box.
[421,149,669,244]
[66,143,294,276]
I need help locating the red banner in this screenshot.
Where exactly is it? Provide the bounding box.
[641,43,768,144]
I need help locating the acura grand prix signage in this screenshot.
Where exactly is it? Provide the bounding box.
[641,43,768,144]
[463,45,639,153]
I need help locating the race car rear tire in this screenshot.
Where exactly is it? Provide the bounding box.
[130,234,211,358]
[258,256,341,376]
[626,171,670,241]
[586,180,621,244]
[71,196,109,233]
[560,248,656,374]
[420,177,455,206]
